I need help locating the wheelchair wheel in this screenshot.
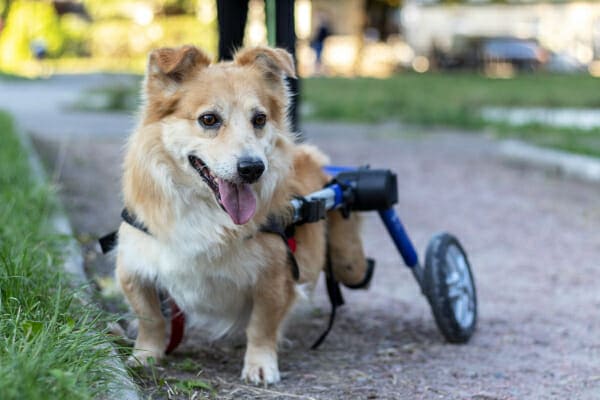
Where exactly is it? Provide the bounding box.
[424,233,477,343]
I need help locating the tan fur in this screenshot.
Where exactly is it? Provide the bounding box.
[116,45,367,385]
[327,211,368,286]
[117,252,166,361]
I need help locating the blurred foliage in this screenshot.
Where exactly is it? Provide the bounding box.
[74,83,141,112]
[60,13,90,56]
[160,0,198,15]
[83,0,198,19]
[83,0,218,70]
[0,0,64,71]
[88,15,217,70]
[0,0,10,19]
[0,0,217,75]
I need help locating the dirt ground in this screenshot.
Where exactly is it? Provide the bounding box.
[4,76,598,399]
[30,121,599,400]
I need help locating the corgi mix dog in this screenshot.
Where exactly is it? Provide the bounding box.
[116,45,369,385]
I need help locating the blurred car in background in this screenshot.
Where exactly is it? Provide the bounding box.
[543,51,587,73]
[433,36,550,73]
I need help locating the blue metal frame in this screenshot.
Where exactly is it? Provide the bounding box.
[378,208,419,268]
[317,165,475,339]
[297,166,421,270]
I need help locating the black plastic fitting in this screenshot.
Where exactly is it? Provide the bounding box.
[336,169,398,211]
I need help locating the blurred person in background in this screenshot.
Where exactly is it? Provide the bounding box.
[216,0,300,134]
[310,11,331,75]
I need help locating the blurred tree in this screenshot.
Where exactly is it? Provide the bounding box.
[159,0,197,15]
[60,13,90,56]
[83,0,198,19]
[84,0,217,70]
[1,0,10,20]
[83,0,141,20]
[0,0,64,71]
[0,0,217,74]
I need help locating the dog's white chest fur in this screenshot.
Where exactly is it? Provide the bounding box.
[118,207,266,338]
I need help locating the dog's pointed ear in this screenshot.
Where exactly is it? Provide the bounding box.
[234,47,297,80]
[148,45,211,84]
[143,46,211,123]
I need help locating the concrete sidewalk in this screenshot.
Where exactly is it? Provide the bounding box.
[0,74,137,139]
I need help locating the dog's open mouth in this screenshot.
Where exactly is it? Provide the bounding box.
[188,155,257,225]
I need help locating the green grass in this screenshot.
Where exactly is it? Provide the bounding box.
[75,72,600,157]
[493,122,600,158]
[131,357,216,398]
[303,73,600,124]
[303,73,600,157]
[73,84,141,113]
[0,111,124,399]
[0,71,33,81]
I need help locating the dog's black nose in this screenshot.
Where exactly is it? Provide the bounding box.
[237,157,265,183]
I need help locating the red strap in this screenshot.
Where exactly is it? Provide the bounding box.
[287,237,297,253]
[165,297,185,354]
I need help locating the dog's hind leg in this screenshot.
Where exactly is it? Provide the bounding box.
[242,251,296,385]
[116,260,166,365]
[327,210,370,287]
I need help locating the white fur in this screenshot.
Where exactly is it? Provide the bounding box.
[118,119,291,339]
[242,347,280,384]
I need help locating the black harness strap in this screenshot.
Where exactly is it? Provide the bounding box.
[310,247,345,350]
[98,231,118,254]
[99,208,343,349]
[259,216,300,281]
[98,208,150,254]
[121,208,150,234]
[259,216,344,349]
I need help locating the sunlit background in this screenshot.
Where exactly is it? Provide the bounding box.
[2,0,600,78]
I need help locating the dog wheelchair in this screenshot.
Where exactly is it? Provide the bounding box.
[295,166,478,345]
[101,165,477,352]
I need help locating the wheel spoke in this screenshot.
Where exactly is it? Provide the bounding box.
[445,270,460,286]
[455,255,469,275]
[445,248,459,274]
[447,284,463,299]
[458,296,469,323]
[445,244,476,329]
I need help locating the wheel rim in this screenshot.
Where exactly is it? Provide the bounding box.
[444,244,476,330]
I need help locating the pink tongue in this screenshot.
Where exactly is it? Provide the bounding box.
[217,178,257,225]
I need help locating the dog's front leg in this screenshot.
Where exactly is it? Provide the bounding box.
[116,260,166,365]
[242,264,295,385]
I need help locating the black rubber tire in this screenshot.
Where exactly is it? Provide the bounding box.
[424,232,477,343]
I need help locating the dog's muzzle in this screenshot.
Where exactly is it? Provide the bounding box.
[188,154,258,225]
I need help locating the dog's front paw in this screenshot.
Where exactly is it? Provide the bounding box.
[127,348,164,367]
[241,349,280,385]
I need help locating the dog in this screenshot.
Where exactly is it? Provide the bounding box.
[115,45,369,385]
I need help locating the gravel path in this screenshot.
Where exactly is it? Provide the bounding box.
[3,76,599,399]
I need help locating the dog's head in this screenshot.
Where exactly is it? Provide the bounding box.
[142,45,296,225]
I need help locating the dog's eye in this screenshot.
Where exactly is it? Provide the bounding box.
[252,113,267,129]
[198,113,221,129]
